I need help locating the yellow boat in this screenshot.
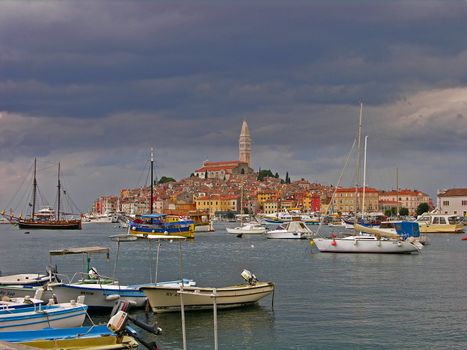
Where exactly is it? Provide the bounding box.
[18,334,138,350]
[416,213,464,233]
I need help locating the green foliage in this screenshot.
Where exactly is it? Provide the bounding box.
[158,176,176,184]
[384,209,393,217]
[399,207,409,216]
[285,171,290,184]
[416,202,430,216]
[257,169,275,181]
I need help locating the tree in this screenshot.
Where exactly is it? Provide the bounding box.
[274,172,279,178]
[416,202,430,216]
[257,169,274,181]
[384,209,393,217]
[285,171,291,184]
[158,176,176,184]
[399,207,409,216]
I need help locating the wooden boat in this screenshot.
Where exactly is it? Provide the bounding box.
[49,244,195,309]
[14,160,82,230]
[140,270,274,313]
[0,325,138,350]
[0,302,87,331]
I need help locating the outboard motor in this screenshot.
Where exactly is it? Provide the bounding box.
[241,269,258,285]
[109,301,161,350]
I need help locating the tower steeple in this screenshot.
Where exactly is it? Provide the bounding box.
[239,120,252,167]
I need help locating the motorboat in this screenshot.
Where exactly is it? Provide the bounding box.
[0,325,139,350]
[49,243,196,309]
[0,300,87,331]
[0,295,44,310]
[140,270,274,313]
[416,213,464,233]
[264,221,313,239]
[226,222,267,234]
[129,213,195,238]
[0,271,55,300]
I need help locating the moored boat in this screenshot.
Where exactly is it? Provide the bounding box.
[0,301,87,331]
[140,270,274,313]
[416,213,464,233]
[265,221,313,239]
[226,222,267,234]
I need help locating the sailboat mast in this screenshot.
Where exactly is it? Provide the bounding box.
[396,167,399,217]
[361,136,368,220]
[150,147,154,215]
[32,158,37,220]
[240,185,244,225]
[354,102,363,221]
[57,162,61,221]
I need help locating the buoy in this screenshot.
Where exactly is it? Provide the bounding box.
[309,240,315,246]
[251,244,254,248]
[331,240,337,246]
[462,236,467,241]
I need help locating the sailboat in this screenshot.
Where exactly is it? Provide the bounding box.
[128,149,195,238]
[313,103,421,254]
[15,159,82,230]
[226,185,267,234]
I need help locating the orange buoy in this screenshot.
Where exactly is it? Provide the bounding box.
[461,236,467,241]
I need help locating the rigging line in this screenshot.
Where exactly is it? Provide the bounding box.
[135,159,150,189]
[3,162,35,211]
[315,138,357,238]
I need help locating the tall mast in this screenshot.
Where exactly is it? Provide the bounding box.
[150,147,154,214]
[361,136,368,220]
[354,102,363,222]
[57,162,61,221]
[396,167,399,217]
[32,158,37,220]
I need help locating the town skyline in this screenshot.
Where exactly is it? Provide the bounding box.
[0,1,466,211]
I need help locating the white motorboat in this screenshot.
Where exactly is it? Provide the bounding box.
[140,270,274,313]
[49,241,196,309]
[0,301,87,331]
[226,222,267,234]
[416,213,464,233]
[264,221,313,239]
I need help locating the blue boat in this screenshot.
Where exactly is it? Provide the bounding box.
[129,213,195,238]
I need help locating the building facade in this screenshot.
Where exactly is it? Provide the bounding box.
[239,120,252,167]
[379,189,431,215]
[438,188,467,216]
[331,187,379,214]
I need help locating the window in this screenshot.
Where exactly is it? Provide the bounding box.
[439,217,446,224]
[462,200,467,206]
[433,217,439,224]
[443,201,449,206]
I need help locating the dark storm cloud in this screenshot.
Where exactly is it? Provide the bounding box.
[0,0,466,208]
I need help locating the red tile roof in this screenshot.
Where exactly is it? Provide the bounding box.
[438,188,467,197]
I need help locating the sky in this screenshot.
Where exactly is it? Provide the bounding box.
[1,0,466,212]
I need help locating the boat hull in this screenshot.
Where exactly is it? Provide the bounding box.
[418,223,464,233]
[226,227,266,234]
[313,237,420,254]
[0,303,87,332]
[0,325,138,350]
[264,232,308,239]
[140,282,274,313]
[50,279,196,309]
[18,220,82,230]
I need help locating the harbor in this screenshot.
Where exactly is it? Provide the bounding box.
[1,222,467,349]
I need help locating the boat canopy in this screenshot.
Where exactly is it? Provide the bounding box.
[49,246,110,256]
[394,222,420,238]
[140,213,166,219]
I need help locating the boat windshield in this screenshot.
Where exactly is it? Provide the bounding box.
[448,216,461,224]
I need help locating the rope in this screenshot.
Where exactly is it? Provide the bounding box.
[315,138,356,239]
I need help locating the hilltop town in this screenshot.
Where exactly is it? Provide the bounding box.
[90,121,433,218]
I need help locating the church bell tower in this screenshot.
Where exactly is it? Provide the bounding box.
[239,120,252,167]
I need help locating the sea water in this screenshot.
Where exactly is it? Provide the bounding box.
[1,223,467,349]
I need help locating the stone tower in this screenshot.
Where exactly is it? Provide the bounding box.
[239,120,252,167]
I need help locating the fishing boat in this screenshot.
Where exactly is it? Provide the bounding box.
[416,213,464,233]
[0,270,56,299]
[0,325,139,350]
[48,244,195,309]
[0,295,44,310]
[264,221,313,239]
[14,159,82,230]
[128,149,195,239]
[140,270,274,313]
[129,214,195,239]
[0,301,87,331]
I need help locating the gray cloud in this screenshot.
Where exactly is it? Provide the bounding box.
[0,0,466,209]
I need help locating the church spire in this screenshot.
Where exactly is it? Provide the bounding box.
[239,120,252,167]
